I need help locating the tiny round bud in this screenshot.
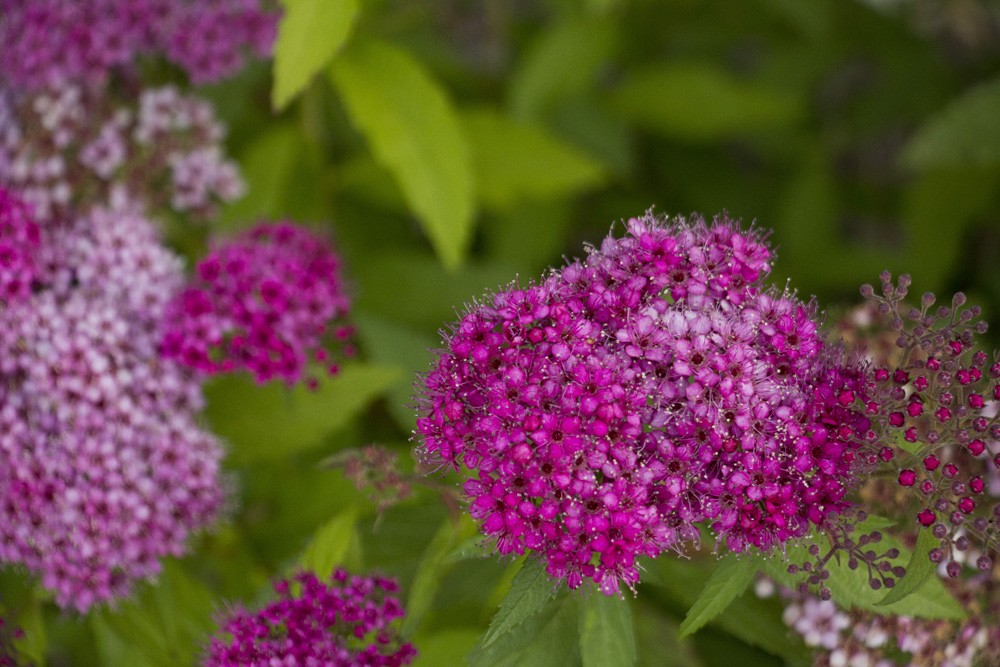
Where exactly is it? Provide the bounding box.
[869,578,881,590]
[885,548,899,559]
[860,284,875,298]
[787,564,799,574]
[848,558,859,570]
[883,577,895,588]
[955,535,970,551]
[977,555,992,571]
[819,587,832,601]
[928,548,944,563]
[953,292,967,307]
[892,566,906,578]
[921,292,936,308]
[808,544,820,556]
[933,524,947,539]
[946,561,961,578]
[879,270,892,284]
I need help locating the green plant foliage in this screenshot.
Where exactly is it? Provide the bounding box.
[272,0,359,110]
[902,76,1000,170]
[608,63,802,141]
[763,530,965,620]
[329,38,475,269]
[469,595,580,667]
[461,108,607,211]
[578,594,637,667]
[298,505,363,579]
[876,524,937,606]
[677,555,757,638]
[203,362,401,464]
[481,559,557,648]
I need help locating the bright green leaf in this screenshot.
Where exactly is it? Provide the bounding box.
[902,76,1000,170]
[204,363,401,465]
[609,62,801,141]
[330,38,475,269]
[299,505,361,579]
[876,524,936,606]
[272,0,359,110]
[579,594,637,667]
[461,107,607,210]
[678,556,757,638]
[469,595,580,667]
[482,559,557,648]
[410,628,482,667]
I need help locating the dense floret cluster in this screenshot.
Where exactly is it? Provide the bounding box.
[0,85,243,222]
[0,0,278,90]
[0,196,225,611]
[204,569,417,667]
[415,212,878,594]
[162,222,353,386]
[0,188,40,304]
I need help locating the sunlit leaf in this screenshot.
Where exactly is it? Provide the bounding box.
[272,0,359,110]
[298,505,362,579]
[330,38,475,269]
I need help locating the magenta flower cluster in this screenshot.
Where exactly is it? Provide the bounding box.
[0,0,277,90]
[0,191,225,612]
[162,222,353,386]
[204,569,417,667]
[0,188,40,304]
[416,213,876,594]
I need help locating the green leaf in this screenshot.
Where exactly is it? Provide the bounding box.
[330,38,475,269]
[509,17,618,119]
[353,311,436,431]
[579,594,637,667]
[217,123,326,229]
[298,505,362,578]
[461,107,607,210]
[876,524,936,606]
[762,530,964,620]
[403,515,478,637]
[609,62,801,141]
[409,628,483,667]
[902,76,1000,170]
[678,556,758,638]
[204,362,401,465]
[469,595,580,667]
[272,0,359,110]
[482,559,556,648]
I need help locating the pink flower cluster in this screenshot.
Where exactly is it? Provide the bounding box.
[0,192,225,612]
[0,188,39,304]
[416,213,877,594]
[0,0,278,90]
[204,569,417,667]
[162,222,353,386]
[0,85,243,223]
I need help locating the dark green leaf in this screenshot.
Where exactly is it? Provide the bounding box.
[469,595,580,667]
[482,559,557,648]
[579,594,637,667]
[876,524,936,606]
[462,107,607,210]
[609,63,801,141]
[403,515,478,637]
[678,556,757,638]
[204,362,401,464]
[902,76,1000,170]
[330,38,475,269]
[509,17,618,120]
[271,0,359,110]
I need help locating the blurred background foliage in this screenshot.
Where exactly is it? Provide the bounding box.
[15,0,1000,665]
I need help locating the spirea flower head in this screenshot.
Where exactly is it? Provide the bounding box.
[0,188,40,304]
[0,85,243,222]
[415,212,877,594]
[0,207,225,612]
[161,221,354,386]
[0,0,278,91]
[203,569,417,667]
